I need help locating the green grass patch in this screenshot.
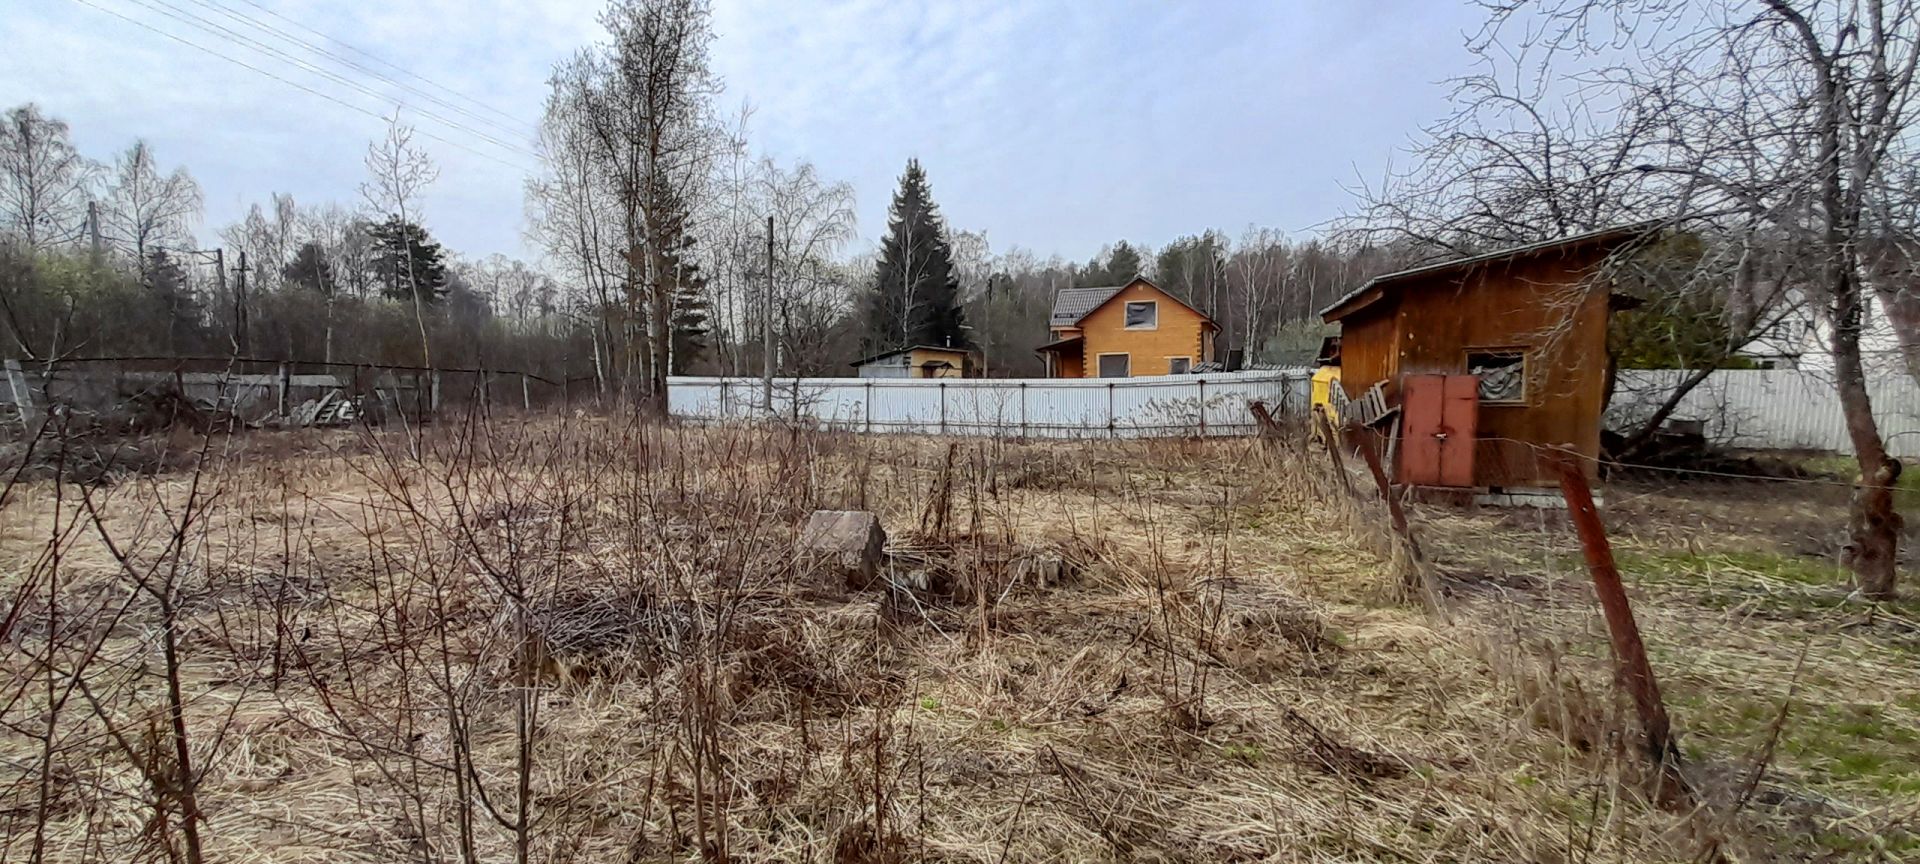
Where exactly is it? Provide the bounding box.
[1219,741,1265,766]
[1802,455,1920,510]
[1616,548,1845,588]
[1676,694,1920,805]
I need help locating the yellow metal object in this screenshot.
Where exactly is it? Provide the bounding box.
[1310,365,1342,424]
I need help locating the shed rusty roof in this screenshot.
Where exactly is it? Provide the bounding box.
[1319,222,1660,322]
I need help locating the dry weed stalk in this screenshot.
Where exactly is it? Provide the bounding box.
[1,411,1851,862]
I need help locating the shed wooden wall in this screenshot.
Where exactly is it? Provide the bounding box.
[1339,254,1610,487]
[907,347,970,378]
[1076,280,1214,377]
[1333,306,1398,396]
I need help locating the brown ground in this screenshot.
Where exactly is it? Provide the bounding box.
[0,418,1913,862]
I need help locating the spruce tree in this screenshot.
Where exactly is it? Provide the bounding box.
[282,241,336,296]
[143,248,204,353]
[367,215,448,304]
[864,159,968,352]
[668,241,711,374]
[1076,240,1145,287]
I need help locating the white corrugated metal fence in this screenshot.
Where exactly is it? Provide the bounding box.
[1609,368,1920,458]
[669,369,1311,438]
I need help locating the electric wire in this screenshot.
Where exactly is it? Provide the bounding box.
[66,0,540,173]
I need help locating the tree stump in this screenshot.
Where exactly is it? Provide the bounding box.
[797,510,887,596]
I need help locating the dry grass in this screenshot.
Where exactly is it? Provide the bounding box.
[0,415,1910,862]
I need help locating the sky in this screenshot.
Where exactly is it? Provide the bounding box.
[2,0,1492,265]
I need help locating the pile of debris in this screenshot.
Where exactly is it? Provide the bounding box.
[274,391,361,428]
[796,508,1084,606]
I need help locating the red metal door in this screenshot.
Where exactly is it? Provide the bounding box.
[1398,374,1478,487]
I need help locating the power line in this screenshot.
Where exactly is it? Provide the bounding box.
[66,0,538,173]
[229,0,532,131]
[183,0,536,144]
[116,0,541,161]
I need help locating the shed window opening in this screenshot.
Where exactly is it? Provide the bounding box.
[1467,351,1527,403]
[1167,357,1191,374]
[1124,301,1158,329]
[1098,353,1131,378]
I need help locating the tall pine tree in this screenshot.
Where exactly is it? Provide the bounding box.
[282,241,336,296]
[366,216,448,303]
[864,159,968,352]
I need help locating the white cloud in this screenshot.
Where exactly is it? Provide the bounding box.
[1,0,1488,264]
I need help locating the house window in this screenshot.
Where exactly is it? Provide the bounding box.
[1167,357,1191,374]
[1124,301,1157,329]
[1467,350,1527,404]
[1097,353,1130,378]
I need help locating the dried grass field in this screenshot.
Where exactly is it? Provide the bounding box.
[1,416,1914,862]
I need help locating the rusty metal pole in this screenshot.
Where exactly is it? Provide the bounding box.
[1313,407,1357,497]
[1345,419,1450,621]
[1549,446,1688,804]
[1346,420,1420,562]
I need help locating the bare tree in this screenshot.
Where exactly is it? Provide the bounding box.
[0,104,95,251]
[103,140,202,273]
[759,158,857,377]
[1360,0,1919,598]
[1229,227,1290,362]
[529,52,626,394]
[580,0,723,415]
[361,113,440,370]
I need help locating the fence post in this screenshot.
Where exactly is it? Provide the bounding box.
[1020,381,1029,439]
[1198,378,1207,437]
[4,359,39,432]
[720,379,730,418]
[1107,382,1116,439]
[865,380,873,433]
[275,363,288,416]
[431,373,441,413]
[1549,446,1689,806]
[522,373,532,411]
[939,381,948,435]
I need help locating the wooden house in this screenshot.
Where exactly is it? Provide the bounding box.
[1320,225,1654,490]
[851,345,975,379]
[1037,277,1219,377]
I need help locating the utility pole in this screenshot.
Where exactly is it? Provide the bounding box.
[86,201,102,260]
[762,214,774,412]
[983,274,995,377]
[233,251,252,357]
[214,248,233,351]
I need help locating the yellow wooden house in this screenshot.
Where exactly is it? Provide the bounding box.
[1036,277,1219,377]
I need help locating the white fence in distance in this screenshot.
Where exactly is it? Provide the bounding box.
[669,366,1918,455]
[668,369,1312,438]
[1609,368,1920,458]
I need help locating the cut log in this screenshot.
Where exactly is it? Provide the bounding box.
[796,510,887,596]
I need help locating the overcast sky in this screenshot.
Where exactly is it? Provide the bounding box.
[2,0,1490,264]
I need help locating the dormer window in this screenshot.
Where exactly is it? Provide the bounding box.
[1124,301,1157,329]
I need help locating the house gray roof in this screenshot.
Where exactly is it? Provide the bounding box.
[1049,286,1124,328]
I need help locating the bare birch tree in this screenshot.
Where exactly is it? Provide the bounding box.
[103,140,201,273]
[581,0,722,415]
[0,104,95,251]
[361,113,440,370]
